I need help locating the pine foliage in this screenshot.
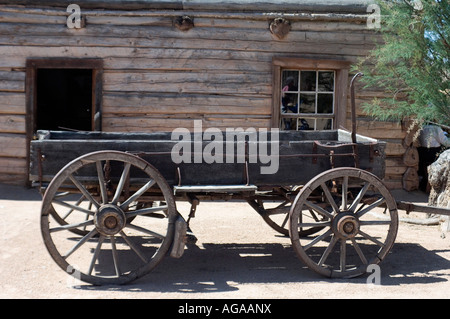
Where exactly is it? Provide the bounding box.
[357,0,450,126]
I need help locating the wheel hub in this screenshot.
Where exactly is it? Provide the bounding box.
[332,212,360,239]
[94,204,126,236]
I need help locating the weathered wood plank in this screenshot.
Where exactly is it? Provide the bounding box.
[0,70,25,92]
[103,115,271,132]
[0,172,27,185]
[103,71,271,95]
[0,114,26,133]
[0,92,26,114]
[0,9,372,32]
[0,133,27,157]
[0,35,373,58]
[103,92,271,115]
[0,157,27,174]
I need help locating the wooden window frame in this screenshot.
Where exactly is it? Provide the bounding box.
[272,57,351,130]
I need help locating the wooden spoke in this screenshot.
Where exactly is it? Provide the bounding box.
[318,235,338,267]
[126,205,168,219]
[96,161,108,205]
[126,223,166,240]
[61,195,86,220]
[358,230,385,247]
[320,182,339,214]
[112,162,131,204]
[88,235,105,275]
[40,151,176,285]
[356,198,386,218]
[63,229,98,259]
[53,199,95,216]
[120,231,148,264]
[304,201,334,219]
[351,238,368,265]
[290,168,398,278]
[69,174,100,209]
[50,219,94,233]
[340,239,346,272]
[303,229,333,251]
[342,175,348,210]
[348,182,370,213]
[110,236,121,277]
[120,179,156,210]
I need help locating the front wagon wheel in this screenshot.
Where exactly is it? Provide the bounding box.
[289,168,398,278]
[40,151,177,285]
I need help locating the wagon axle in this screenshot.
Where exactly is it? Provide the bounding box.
[333,213,360,239]
[94,204,126,236]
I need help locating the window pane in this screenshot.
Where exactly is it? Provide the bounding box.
[317,93,333,114]
[300,71,316,91]
[298,118,313,130]
[281,93,298,113]
[318,71,334,92]
[282,71,298,92]
[316,118,333,130]
[299,93,315,113]
[281,118,297,130]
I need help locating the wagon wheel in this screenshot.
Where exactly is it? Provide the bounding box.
[289,167,398,278]
[41,151,177,285]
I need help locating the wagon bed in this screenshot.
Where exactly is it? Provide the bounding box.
[30,128,385,189]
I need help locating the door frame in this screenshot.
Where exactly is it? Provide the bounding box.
[25,58,103,185]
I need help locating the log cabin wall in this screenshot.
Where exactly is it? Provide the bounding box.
[0,1,412,189]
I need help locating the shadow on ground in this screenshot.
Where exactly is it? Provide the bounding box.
[77,240,450,293]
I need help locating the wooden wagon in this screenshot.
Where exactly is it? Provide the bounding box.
[29,75,450,285]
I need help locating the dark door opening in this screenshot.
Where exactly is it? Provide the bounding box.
[36,68,93,131]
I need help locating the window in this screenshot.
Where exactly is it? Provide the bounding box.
[281,70,335,130]
[272,58,351,131]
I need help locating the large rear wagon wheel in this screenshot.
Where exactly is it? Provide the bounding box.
[41,151,177,285]
[289,168,398,278]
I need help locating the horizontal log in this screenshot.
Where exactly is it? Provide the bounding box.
[0,172,27,185]
[0,5,370,19]
[0,114,26,133]
[0,44,272,62]
[0,35,373,59]
[0,133,27,157]
[0,92,26,114]
[382,179,403,190]
[103,115,271,132]
[103,92,271,115]
[0,9,373,32]
[103,71,272,95]
[385,165,407,176]
[0,157,27,174]
[384,140,407,156]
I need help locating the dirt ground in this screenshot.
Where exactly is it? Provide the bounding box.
[1,183,450,299]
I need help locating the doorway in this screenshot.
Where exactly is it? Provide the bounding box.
[26,58,103,135]
[36,68,93,131]
[25,58,103,184]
